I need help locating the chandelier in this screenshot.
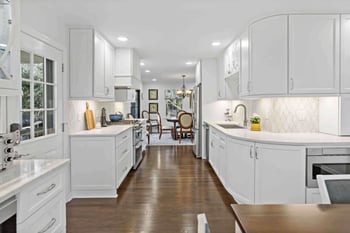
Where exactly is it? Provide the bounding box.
[176,74,192,98]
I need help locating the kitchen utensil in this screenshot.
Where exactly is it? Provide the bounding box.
[85,102,95,130]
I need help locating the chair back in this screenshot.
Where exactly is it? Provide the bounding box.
[142,110,150,120]
[317,174,350,204]
[197,213,211,233]
[156,112,162,125]
[178,112,192,129]
[177,110,186,118]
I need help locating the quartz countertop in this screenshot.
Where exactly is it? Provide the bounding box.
[70,125,132,137]
[206,121,350,146]
[0,159,69,203]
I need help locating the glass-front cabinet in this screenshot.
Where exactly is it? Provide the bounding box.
[0,0,19,95]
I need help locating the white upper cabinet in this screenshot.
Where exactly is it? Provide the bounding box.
[341,14,350,93]
[115,48,141,89]
[217,53,226,99]
[224,39,240,78]
[289,14,340,94]
[195,61,201,85]
[249,15,288,95]
[69,29,115,100]
[239,30,250,97]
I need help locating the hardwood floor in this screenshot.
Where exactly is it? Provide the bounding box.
[66,146,236,233]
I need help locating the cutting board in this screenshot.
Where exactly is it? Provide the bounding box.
[85,102,95,130]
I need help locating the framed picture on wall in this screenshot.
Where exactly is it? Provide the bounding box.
[148,89,158,100]
[149,103,158,113]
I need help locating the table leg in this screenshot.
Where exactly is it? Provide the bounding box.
[173,122,177,140]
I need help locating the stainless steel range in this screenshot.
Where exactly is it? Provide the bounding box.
[0,130,20,170]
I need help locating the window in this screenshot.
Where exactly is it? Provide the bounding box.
[20,50,56,141]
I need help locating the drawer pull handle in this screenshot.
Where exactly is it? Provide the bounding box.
[38,218,56,233]
[122,135,127,139]
[37,184,56,196]
[122,149,128,154]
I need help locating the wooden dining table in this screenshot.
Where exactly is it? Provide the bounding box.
[231,204,350,233]
[166,117,179,140]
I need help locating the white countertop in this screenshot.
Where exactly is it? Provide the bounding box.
[206,121,350,146]
[0,159,69,203]
[70,125,132,137]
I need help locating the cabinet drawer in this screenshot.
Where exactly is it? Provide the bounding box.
[116,140,132,161]
[117,150,132,187]
[17,171,64,223]
[17,192,65,233]
[116,129,131,146]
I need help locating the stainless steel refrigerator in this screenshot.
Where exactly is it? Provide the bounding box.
[192,83,202,158]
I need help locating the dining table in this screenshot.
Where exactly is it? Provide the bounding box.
[166,116,179,140]
[231,204,350,233]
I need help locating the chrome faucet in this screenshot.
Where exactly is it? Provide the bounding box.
[233,104,248,127]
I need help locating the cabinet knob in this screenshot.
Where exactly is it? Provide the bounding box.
[249,146,254,159]
[105,87,110,95]
[290,78,294,90]
[255,146,259,160]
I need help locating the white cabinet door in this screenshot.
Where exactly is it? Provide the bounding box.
[254,143,305,204]
[93,33,106,98]
[217,53,226,99]
[217,132,226,184]
[289,14,340,94]
[341,14,350,93]
[209,128,218,173]
[240,30,250,97]
[226,138,255,204]
[250,15,288,95]
[105,41,115,99]
[195,61,201,85]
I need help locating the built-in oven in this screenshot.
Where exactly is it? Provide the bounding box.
[306,147,350,188]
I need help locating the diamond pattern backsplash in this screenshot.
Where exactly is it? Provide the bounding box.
[253,97,319,133]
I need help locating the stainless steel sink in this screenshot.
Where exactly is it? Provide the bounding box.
[217,124,244,129]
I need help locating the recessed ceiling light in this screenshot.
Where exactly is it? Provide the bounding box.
[145,70,150,73]
[0,43,7,47]
[152,78,157,82]
[186,62,193,65]
[117,36,128,42]
[140,62,145,66]
[212,41,221,47]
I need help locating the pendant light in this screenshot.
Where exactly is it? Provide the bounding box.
[176,74,192,98]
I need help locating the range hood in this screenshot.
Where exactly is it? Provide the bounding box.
[114,76,141,89]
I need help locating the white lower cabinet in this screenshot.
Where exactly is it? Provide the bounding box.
[70,128,133,197]
[17,192,66,233]
[306,188,322,204]
[16,167,67,233]
[225,137,306,204]
[209,128,226,180]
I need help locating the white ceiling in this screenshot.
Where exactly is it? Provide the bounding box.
[23,0,350,83]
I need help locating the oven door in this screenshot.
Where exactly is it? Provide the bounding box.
[133,142,143,170]
[307,155,350,188]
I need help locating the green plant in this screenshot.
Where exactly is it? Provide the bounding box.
[250,116,260,124]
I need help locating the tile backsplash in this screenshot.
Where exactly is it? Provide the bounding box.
[231,97,319,133]
[68,100,130,133]
[253,98,319,133]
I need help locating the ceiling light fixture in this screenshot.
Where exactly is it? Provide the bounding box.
[211,41,221,47]
[145,70,150,73]
[140,62,145,66]
[117,36,128,42]
[176,75,192,99]
[152,78,157,82]
[186,62,193,65]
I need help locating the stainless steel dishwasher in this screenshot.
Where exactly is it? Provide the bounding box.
[0,196,16,233]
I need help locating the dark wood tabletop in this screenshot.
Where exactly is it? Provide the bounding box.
[231,204,350,233]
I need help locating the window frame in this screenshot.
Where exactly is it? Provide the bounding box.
[20,49,57,141]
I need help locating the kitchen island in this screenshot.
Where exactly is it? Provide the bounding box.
[231,204,350,233]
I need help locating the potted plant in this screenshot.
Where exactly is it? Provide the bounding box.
[250,114,261,131]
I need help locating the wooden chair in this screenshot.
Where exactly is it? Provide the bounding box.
[156,112,172,139]
[317,174,350,204]
[176,112,193,143]
[142,110,159,134]
[197,213,211,233]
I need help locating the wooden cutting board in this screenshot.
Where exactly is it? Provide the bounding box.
[85,102,95,130]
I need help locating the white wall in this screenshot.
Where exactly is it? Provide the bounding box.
[142,80,195,127]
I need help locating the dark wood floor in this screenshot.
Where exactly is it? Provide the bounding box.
[66,146,236,233]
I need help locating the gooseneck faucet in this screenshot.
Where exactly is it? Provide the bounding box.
[233,104,248,127]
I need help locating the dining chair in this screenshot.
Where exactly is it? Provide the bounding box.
[197,213,211,233]
[156,112,172,139]
[317,174,350,204]
[177,112,193,143]
[142,110,159,134]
